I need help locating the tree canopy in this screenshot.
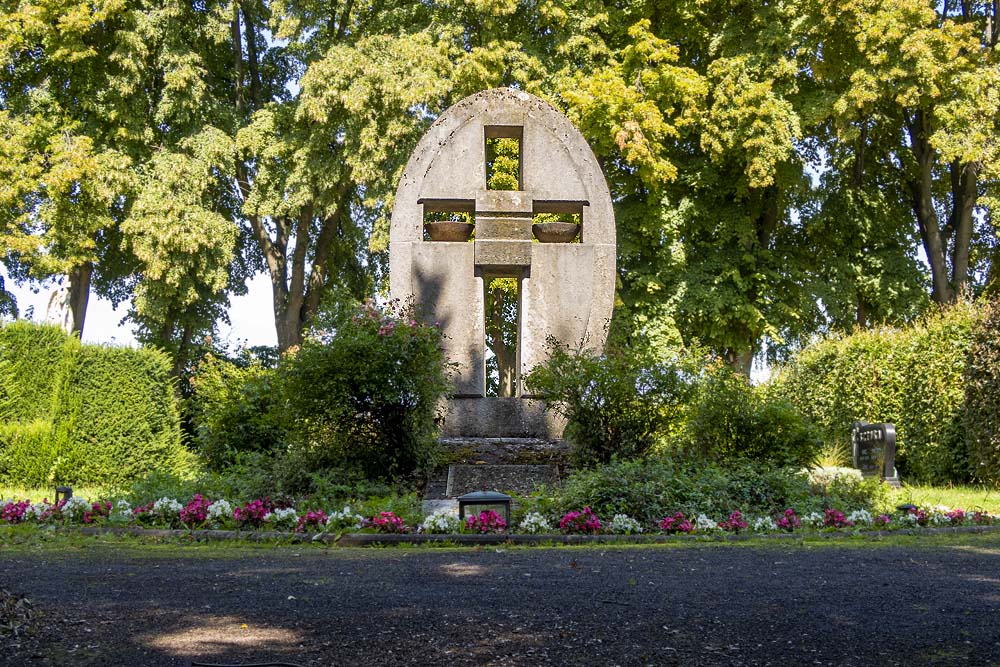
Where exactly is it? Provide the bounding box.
[2,0,998,372]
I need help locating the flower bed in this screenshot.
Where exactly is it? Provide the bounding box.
[1,495,996,541]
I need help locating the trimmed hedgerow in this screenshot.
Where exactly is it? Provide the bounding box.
[0,322,76,423]
[965,299,1000,484]
[52,345,195,486]
[0,321,194,487]
[774,301,979,484]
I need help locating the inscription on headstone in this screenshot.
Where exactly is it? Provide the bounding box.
[851,422,900,487]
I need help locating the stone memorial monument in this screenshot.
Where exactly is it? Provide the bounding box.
[389,88,616,439]
[851,421,901,487]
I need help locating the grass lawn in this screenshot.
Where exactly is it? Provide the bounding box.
[889,484,1000,513]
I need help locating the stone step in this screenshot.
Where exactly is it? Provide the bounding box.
[439,437,570,466]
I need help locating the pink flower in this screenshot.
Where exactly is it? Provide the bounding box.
[180,494,211,526]
[296,510,328,533]
[559,507,602,534]
[1,500,30,524]
[718,511,748,533]
[465,510,507,534]
[875,514,891,527]
[366,511,408,534]
[823,508,854,529]
[775,508,801,532]
[659,512,694,534]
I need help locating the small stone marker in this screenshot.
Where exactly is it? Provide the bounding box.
[851,422,901,487]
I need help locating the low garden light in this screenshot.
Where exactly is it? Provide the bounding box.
[55,486,73,503]
[457,491,511,526]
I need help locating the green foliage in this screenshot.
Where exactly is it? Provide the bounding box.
[53,345,196,486]
[683,362,821,466]
[0,322,76,422]
[0,321,194,487]
[187,353,286,470]
[524,342,696,465]
[965,299,1000,483]
[554,457,883,526]
[276,300,450,482]
[775,301,980,484]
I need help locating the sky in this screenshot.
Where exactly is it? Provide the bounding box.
[2,266,279,350]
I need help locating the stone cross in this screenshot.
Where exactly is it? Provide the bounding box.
[389,88,616,438]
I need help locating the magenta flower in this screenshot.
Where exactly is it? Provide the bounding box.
[718,511,748,533]
[559,507,602,534]
[465,510,507,534]
[775,508,801,532]
[1,500,30,524]
[296,510,329,533]
[659,512,694,534]
[367,511,409,534]
[823,508,854,529]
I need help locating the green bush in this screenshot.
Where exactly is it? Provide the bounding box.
[0,321,195,487]
[551,457,883,526]
[683,363,821,466]
[965,299,1000,483]
[53,345,196,486]
[187,352,286,470]
[524,342,696,465]
[774,301,978,484]
[276,300,450,483]
[0,322,76,422]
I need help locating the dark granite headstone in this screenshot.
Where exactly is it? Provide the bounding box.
[851,421,900,487]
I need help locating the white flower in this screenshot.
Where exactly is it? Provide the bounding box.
[694,514,717,531]
[802,512,825,528]
[327,505,363,530]
[807,466,863,489]
[609,514,643,535]
[518,512,552,534]
[930,509,951,526]
[847,509,873,526]
[751,516,776,532]
[207,499,232,522]
[900,512,918,526]
[110,500,132,522]
[61,496,90,521]
[422,510,460,534]
[152,497,183,518]
[28,502,53,521]
[264,507,298,528]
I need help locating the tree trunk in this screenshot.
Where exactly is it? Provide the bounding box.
[68,262,92,337]
[949,160,978,294]
[905,111,955,304]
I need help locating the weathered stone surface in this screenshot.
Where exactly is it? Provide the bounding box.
[446,464,560,496]
[389,88,616,436]
[441,397,566,438]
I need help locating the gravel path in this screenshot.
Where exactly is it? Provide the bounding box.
[2,537,1000,666]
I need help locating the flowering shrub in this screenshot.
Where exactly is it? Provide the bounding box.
[327,506,364,531]
[659,512,694,534]
[945,508,966,525]
[180,495,211,526]
[207,499,232,524]
[83,501,112,524]
[717,511,748,533]
[691,514,716,531]
[233,499,269,528]
[265,507,299,530]
[559,507,602,534]
[111,500,132,522]
[422,510,460,534]
[972,511,995,525]
[823,509,854,529]
[465,510,507,534]
[847,509,872,526]
[874,514,891,528]
[609,514,643,535]
[518,512,552,534]
[751,516,776,532]
[1,500,30,524]
[367,511,408,534]
[802,512,825,528]
[62,496,92,522]
[296,510,328,533]
[28,500,61,523]
[775,509,801,532]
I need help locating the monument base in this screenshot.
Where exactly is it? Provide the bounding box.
[441,397,566,439]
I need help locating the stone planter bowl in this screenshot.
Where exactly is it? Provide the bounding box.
[532,222,580,243]
[424,221,474,242]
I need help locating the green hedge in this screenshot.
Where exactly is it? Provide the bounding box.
[965,299,1000,483]
[774,302,979,484]
[0,321,194,487]
[0,322,76,423]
